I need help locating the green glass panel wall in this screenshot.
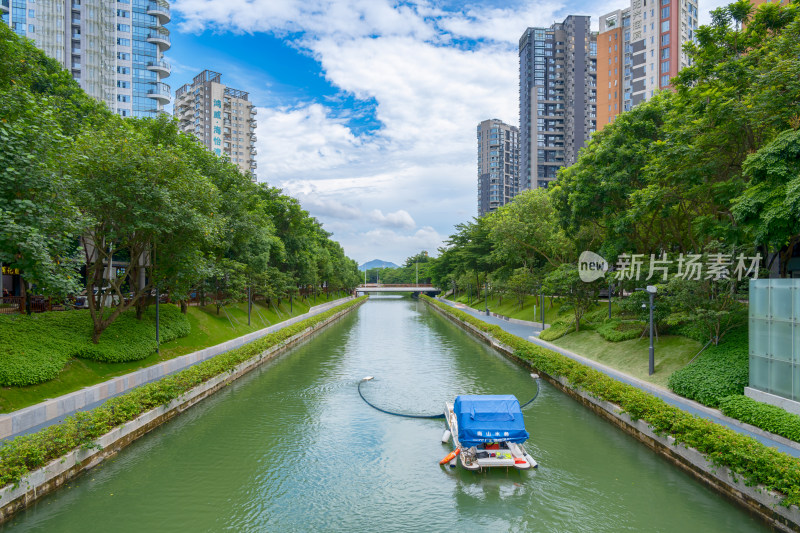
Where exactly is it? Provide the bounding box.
[749,279,800,401]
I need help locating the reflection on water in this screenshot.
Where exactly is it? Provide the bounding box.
[0,298,768,533]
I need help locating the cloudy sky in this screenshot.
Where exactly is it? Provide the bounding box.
[166,0,730,266]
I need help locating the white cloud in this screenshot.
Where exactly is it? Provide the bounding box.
[255,104,363,177]
[368,209,416,230]
[173,0,595,263]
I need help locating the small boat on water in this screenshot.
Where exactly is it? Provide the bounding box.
[442,394,537,471]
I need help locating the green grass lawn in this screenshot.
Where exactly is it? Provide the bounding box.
[448,293,618,325]
[550,330,702,388]
[0,292,345,413]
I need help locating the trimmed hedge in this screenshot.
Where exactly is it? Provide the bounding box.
[0,296,365,489]
[719,395,800,443]
[597,319,645,342]
[424,296,800,507]
[0,305,190,386]
[667,328,748,407]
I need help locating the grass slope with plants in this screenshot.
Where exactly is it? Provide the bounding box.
[0,292,346,413]
[667,328,749,407]
[423,296,800,507]
[0,296,366,490]
[0,306,189,387]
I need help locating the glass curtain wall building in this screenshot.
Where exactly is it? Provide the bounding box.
[1,0,170,117]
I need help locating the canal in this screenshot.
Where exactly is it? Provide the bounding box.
[1,298,769,531]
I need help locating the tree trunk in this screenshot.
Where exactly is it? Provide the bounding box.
[180,299,188,314]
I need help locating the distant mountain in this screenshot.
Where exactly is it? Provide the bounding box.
[359,259,400,271]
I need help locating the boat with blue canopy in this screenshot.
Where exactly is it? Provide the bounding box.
[441,394,537,470]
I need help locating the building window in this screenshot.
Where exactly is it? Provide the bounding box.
[28,24,34,33]
[661,6,670,17]
[661,20,670,32]
[117,9,129,17]
[117,94,130,102]
[117,23,129,32]
[28,9,34,17]
[661,61,669,73]
[117,66,130,74]
[117,52,129,60]
[661,48,670,59]
[117,38,130,45]
[661,33,670,46]
[117,80,130,88]
[661,74,670,85]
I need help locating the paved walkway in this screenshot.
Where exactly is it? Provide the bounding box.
[434,297,800,458]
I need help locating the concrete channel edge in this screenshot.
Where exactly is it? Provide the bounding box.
[424,298,800,533]
[0,298,366,524]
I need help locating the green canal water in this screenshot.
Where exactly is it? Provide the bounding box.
[1,298,769,532]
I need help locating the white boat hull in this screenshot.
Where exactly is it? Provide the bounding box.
[443,403,537,470]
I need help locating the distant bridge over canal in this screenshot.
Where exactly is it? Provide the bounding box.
[355,284,441,295]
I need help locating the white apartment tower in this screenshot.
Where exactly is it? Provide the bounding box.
[174,70,258,180]
[1,0,171,117]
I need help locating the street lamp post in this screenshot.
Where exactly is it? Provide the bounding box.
[636,285,657,375]
[608,283,613,320]
[155,285,160,355]
[484,279,489,316]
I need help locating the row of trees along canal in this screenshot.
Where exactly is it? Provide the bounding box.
[0,23,362,343]
[419,1,800,347]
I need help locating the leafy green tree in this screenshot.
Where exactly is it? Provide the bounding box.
[490,189,573,268]
[543,265,600,332]
[0,87,84,306]
[69,118,217,342]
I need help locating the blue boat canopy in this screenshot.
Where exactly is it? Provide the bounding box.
[454,395,529,447]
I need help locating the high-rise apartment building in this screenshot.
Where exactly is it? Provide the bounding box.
[1,0,171,117]
[596,0,698,130]
[519,16,597,190]
[174,70,258,180]
[477,119,519,216]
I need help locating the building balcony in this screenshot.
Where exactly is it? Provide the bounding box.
[146,2,170,23]
[250,162,257,169]
[146,60,171,78]
[249,120,257,128]
[1,0,9,13]
[146,81,171,104]
[146,28,170,51]
[250,148,257,155]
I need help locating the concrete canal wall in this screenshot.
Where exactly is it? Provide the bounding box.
[0,297,353,442]
[0,298,365,524]
[424,299,800,533]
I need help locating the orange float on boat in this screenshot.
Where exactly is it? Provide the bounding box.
[439,448,460,465]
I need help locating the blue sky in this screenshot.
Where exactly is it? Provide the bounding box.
[166,0,728,266]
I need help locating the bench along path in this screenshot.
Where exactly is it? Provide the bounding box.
[435,297,800,458]
[0,297,354,442]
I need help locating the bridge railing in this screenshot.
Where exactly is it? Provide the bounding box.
[358,284,435,288]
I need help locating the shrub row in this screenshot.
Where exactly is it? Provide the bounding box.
[719,395,800,443]
[667,328,749,407]
[538,319,574,341]
[0,296,366,489]
[597,319,645,342]
[0,305,191,386]
[423,296,800,507]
